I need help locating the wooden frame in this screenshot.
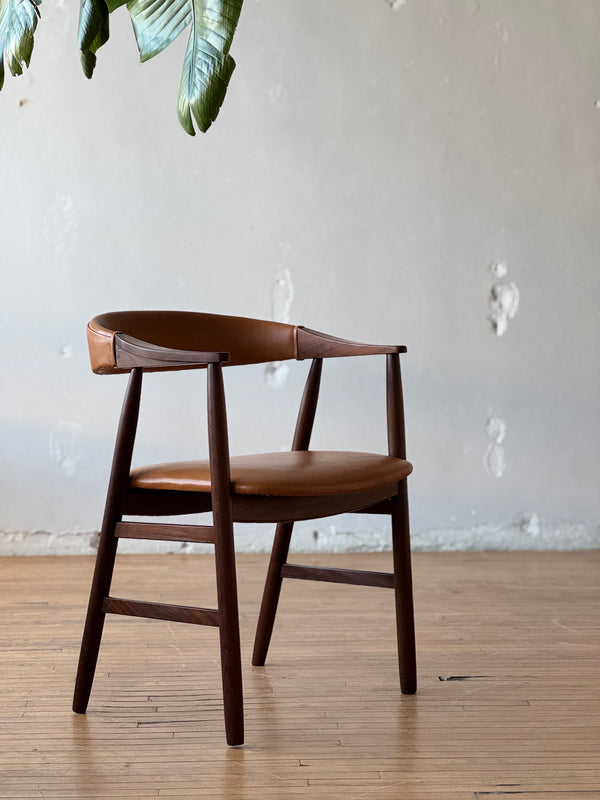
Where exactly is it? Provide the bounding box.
[73,313,416,746]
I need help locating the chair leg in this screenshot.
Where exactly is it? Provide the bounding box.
[252,521,294,666]
[72,517,119,713]
[391,480,417,694]
[214,535,244,746]
[74,367,142,713]
[207,361,244,745]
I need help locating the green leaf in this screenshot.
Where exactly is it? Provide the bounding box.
[178,32,234,135]
[106,0,127,11]
[126,0,241,134]
[78,0,109,79]
[176,0,242,135]
[0,0,41,92]
[127,0,190,62]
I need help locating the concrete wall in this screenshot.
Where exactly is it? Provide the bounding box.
[1,0,598,554]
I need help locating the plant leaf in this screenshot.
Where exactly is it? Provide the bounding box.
[0,0,41,92]
[78,0,109,79]
[127,0,191,63]
[176,0,242,135]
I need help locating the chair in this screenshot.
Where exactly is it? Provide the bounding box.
[73,310,416,746]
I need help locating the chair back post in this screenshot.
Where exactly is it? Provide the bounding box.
[386,353,406,459]
[104,367,144,513]
[292,358,323,450]
[207,362,233,523]
[206,362,244,745]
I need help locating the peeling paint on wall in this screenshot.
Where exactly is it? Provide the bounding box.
[518,512,541,538]
[48,421,83,476]
[264,361,289,389]
[409,518,600,552]
[492,22,509,71]
[488,262,519,336]
[2,518,597,556]
[271,266,294,323]
[265,267,294,389]
[484,410,506,478]
[489,282,520,335]
[490,260,508,279]
[291,523,391,553]
[495,22,509,43]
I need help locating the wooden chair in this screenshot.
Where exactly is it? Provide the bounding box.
[73,310,416,746]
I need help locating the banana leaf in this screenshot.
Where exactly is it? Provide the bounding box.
[0,0,40,91]
[79,0,109,79]
[176,0,240,135]
[79,0,243,134]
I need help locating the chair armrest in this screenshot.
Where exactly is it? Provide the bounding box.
[297,327,407,359]
[114,333,230,370]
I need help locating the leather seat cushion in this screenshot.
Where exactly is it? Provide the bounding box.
[129,451,412,497]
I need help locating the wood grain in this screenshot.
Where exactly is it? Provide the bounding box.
[296,327,406,359]
[102,597,220,626]
[115,521,216,544]
[1,551,599,799]
[281,563,395,588]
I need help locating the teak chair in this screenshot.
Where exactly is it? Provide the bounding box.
[73,311,416,746]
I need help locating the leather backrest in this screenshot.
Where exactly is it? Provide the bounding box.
[87,311,298,374]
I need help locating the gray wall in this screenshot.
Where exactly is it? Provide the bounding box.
[1,0,598,554]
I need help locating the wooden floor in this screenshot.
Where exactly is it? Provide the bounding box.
[0,551,598,799]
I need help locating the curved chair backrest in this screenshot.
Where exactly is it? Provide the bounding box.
[87,311,298,374]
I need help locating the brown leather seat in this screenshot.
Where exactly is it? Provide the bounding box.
[130,451,412,496]
[73,310,416,748]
